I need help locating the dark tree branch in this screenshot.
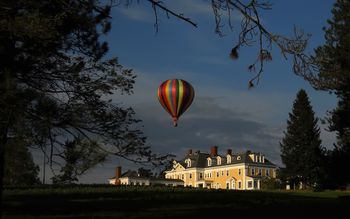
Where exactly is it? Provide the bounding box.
[147,0,198,28]
[138,0,312,87]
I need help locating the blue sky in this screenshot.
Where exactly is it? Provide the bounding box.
[38,0,338,183]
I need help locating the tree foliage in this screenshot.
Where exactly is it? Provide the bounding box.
[137,167,154,178]
[0,0,170,193]
[4,138,40,186]
[51,139,107,184]
[280,89,325,189]
[301,0,350,188]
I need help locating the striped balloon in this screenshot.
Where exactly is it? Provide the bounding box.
[157,79,195,127]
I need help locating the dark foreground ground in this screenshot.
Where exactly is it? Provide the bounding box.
[2,185,350,218]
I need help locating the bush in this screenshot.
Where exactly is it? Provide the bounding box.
[260,178,284,190]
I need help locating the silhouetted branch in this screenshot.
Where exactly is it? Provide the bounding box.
[147,0,198,28]
[131,0,313,88]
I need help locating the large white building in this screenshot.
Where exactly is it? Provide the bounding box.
[165,146,277,190]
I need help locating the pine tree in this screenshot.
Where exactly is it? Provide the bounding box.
[51,139,106,184]
[280,89,325,189]
[0,0,171,209]
[306,0,350,188]
[4,138,40,186]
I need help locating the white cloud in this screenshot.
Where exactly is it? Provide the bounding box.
[118,4,154,23]
[166,0,213,15]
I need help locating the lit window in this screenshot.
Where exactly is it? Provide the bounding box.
[185,159,191,168]
[207,158,212,166]
[227,155,232,164]
[217,156,221,165]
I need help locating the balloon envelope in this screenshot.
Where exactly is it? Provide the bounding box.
[157,79,195,127]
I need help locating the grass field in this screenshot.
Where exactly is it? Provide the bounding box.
[3,185,350,218]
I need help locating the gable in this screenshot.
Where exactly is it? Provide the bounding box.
[172,162,185,172]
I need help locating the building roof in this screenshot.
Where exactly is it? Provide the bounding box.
[109,170,184,182]
[175,150,276,170]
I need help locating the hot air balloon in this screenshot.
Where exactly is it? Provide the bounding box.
[157,79,195,127]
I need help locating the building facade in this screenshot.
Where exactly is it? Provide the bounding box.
[165,146,277,190]
[109,166,184,187]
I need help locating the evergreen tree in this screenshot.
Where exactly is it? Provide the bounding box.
[0,0,170,209]
[4,138,40,186]
[304,0,350,188]
[280,89,325,189]
[51,139,106,184]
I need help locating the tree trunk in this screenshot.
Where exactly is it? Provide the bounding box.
[0,133,7,218]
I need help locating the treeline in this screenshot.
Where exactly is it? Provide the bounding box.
[279,0,350,190]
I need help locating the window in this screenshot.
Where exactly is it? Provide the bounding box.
[185,159,191,168]
[251,168,255,175]
[226,183,230,189]
[227,155,232,164]
[216,172,219,177]
[247,181,253,188]
[207,158,212,166]
[199,173,203,179]
[226,170,229,176]
[266,169,270,176]
[258,169,262,176]
[221,171,224,176]
[254,180,258,189]
[189,173,192,179]
[237,156,241,161]
[238,181,242,189]
[238,169,241,175]
[231,180,235,189]
[217,156,221,165]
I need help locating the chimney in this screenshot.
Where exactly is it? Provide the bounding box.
[210,146,218,156]
[187,149,192,156]
[115,166,121,185]
[227,149,232,155]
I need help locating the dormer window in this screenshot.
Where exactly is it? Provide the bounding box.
[185,158,191,168]
[207,157,212,166]
[227,155,232,164]
[217,156,221,165]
